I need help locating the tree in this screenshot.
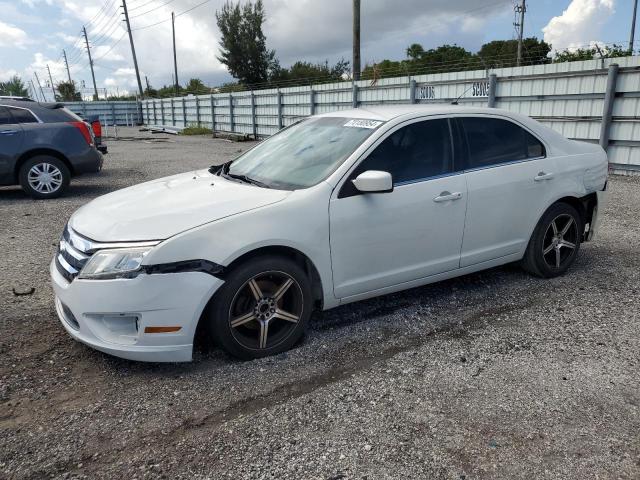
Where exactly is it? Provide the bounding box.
[362,44,475,81]
[271,59,350,85]
[144,82,158,98]
[478,38,551,68]
[553,44,629,63]
[157,84,182,97]
[56,81,81,101]
[406,43,424,61]
[184,78,209,94]
[216,0,276,86]
[0,75,29,97]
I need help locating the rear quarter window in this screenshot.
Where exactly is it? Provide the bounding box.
[60,107,83,121]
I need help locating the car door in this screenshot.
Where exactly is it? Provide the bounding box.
[329,117,467,299]
[456,116,557,267]
[0,106,24,183]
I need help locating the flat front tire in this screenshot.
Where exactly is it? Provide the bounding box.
[522,202,583,278]
[19,156,70,199]
[207,256,313,360]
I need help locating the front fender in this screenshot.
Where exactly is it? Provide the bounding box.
[143,183,337,308]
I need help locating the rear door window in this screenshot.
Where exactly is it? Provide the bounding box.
[8,107,39,124]
[461,117,545,169]
[0,106,12,125]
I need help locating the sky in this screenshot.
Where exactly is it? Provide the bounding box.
[0,0,637,100]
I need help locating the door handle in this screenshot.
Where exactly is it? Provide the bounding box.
[0,130,18,135]
[534,171,554,181]
[433,191,463,203]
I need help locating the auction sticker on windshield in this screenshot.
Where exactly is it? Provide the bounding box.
[343,119,383,129]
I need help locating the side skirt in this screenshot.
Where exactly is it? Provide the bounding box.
[334,252,522,307]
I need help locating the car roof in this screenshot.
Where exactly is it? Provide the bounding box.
[316,104,527,122]
[0,99,63,109]
[0,95,33,101]
[0,100,77,122]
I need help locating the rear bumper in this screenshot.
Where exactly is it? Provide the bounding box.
[50,258,223,362]
[71,148,103,175]
[587,184,608,241]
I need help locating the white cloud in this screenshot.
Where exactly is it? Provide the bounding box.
[114,67,135,76]
[265,0,511,65]
[542,0,616,52]
[0,20,30,48]
[26,52,70,86]
[0,68,19,82]
[56,32,78,43]
[5,0,515,90]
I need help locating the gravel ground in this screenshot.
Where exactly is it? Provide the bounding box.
[0,129,638,479]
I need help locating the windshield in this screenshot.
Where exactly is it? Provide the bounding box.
[227,117,384,189]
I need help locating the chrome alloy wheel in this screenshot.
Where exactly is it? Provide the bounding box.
[542,213,578,269]
[27,162,63,194]
[228,271,303,350]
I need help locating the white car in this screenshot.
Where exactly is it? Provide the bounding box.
[51,105,608,362]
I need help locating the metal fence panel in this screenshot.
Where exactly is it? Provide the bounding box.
[139,56,640,174]
[63,101,141,126]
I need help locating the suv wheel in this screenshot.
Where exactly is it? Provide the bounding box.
[207,256,313,360]
[19,156,70,199]
[522,202,582,278]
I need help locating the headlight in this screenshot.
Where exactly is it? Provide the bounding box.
[78,247,153,280]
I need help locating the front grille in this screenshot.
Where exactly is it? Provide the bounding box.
[55,225,92,282]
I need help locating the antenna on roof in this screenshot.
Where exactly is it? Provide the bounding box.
[451,84,474,105]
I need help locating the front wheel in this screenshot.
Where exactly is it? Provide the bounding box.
[206,256,313,360]
[19,156,70,199]
[522,202,583,278]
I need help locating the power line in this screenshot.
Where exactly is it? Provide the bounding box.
[87,7,122,41]
[130,0,177,19]
[129,0,161,11]
[92,30,128,61]
[92,18,125,46]
[85,0,118,28]
[132,0,213,30]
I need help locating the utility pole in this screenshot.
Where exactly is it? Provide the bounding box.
[352,0,361,80]
[33,72,45,102]
[122,0,145,99]
[46,64,56,101]
[145,75,151,94]
[630,0,638,53]
[28,80,37,101]
[515,0,526,67]
[83,26,99,100]
[172,12,179,93]
[62,49,72,83]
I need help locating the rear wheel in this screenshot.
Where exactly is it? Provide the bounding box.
[19,156,70,199]
[522,202,582,278]
[207,256,313,360]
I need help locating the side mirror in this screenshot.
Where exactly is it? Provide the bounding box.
[352,170,393,194]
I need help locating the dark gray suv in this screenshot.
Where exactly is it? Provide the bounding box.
[0,99,103,199]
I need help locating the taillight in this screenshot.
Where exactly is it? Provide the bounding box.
[68,121,93,146]
[91,120,102,138]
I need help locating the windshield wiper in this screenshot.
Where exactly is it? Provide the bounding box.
[209,161,232,176]
[224,171,271,188]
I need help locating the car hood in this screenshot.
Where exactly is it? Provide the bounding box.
[69,169,291,241]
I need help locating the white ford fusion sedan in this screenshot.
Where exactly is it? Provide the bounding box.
[51,105,608,362]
